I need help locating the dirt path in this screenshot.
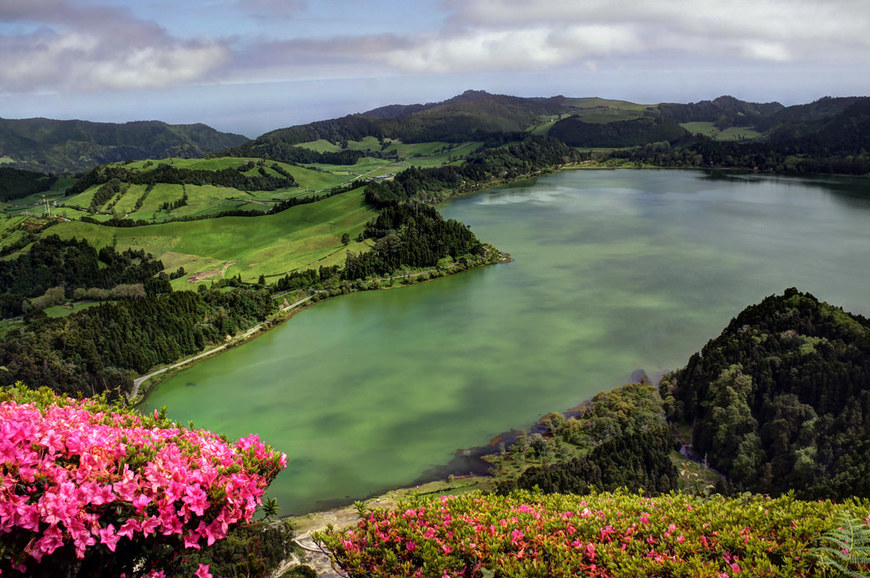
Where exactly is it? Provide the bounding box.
[128,296,312,401]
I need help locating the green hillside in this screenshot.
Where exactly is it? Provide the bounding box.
[46,187,375,286]
[0,118,248,174]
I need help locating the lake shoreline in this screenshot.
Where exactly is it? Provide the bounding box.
[139,169,870,517]
[131,248,511,406]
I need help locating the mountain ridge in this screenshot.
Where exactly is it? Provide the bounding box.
[0,117,248,174]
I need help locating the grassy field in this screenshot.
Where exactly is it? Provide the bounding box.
[0,142,484,286]
[679,122,761,141]
[45,188,376,285]
[715,126,761,141]
[680,122,718,136]
[43,301,105,318]
[57,157,356,223]
[296,139,342,153]
[346,136,383,152]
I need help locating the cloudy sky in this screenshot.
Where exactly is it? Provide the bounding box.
[2,0,869,136]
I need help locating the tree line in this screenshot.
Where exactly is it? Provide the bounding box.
[364,135,580,207]
[67,163,296,197]
[343,203,483,279]
[0,235,165,317]
[0,167,57,201]
[0,286,277,399]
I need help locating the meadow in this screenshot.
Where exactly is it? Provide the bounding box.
[0,139,492,289]
[46,188,376,286]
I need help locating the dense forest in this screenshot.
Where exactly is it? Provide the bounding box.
[0,236,164,312]
[549,117,687,147]
[505,426,679,496]
[343,202,483,279]
[661,288,870,499]
[0,287,276,398]
[0,167,58,201]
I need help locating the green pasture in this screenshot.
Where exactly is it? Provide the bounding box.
[390,141,481,167]
[680,122,718,136]
[51,206,91,220]
[47,220,117,249]
[529,117,561,135]
[679,123,761,141]
[715,126,761,141]
[346,136,383,152]
[566,97,653,112]
[290,166,353,192]
[296,139,342,153]
[120,157,248,171]
[43,301,105,318]
[64,186,103,211]
[45,188,376,284]
[64,157,343,222]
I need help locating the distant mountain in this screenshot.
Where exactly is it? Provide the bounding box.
[0,118,248,174]
[658,95,784,128]
[755,96,866,134]
[9,91,870,176]
[227,90,661,162]
[759,96,870,143]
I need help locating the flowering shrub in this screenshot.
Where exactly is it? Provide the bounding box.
[316,489,870,577]
[0,384,286,576]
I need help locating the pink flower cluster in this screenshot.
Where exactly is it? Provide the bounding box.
[0,387,286,575]
[317,489,870,577]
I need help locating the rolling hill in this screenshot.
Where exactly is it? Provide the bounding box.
[0,118,248,174]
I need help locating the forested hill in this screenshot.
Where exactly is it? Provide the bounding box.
[661,288,870,499]
[226,90,870,176]
[0,118,248,174]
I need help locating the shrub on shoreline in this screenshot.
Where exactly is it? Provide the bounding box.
[316,489,870,577]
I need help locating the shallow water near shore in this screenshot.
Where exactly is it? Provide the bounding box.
[143,169,870,515]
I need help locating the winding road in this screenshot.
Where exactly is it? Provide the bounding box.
[127,296,312,401]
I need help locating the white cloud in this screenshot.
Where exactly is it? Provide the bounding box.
[387,24,642,74]
[2,0,869,98]
[0,1,230,93]
[441,0,870,63]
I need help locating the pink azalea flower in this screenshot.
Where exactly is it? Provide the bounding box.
[99,524,121,552]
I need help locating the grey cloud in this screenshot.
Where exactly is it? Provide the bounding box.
[439,0,870,64]
[0,1,231,92]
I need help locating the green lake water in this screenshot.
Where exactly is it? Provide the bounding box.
[142,169,870,515]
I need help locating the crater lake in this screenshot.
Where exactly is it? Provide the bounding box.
[142,169,870,515]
